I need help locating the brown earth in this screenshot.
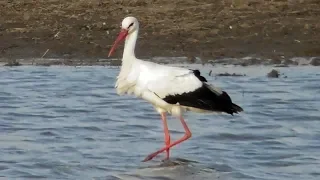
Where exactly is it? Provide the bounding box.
[1,0,320,65]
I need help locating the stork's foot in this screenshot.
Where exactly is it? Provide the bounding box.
[162,155,170,162]
[142,146,170,162]
[142,152,158,162]
[142,116,191,163]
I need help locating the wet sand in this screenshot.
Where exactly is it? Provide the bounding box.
[1,0,320,65]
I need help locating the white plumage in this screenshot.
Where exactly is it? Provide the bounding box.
[108,16,243,162]
[115,59,207,116]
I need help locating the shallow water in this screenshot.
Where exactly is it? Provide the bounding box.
[0,65,319,180]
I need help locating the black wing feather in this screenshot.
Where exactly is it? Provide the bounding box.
[162,69,243,115]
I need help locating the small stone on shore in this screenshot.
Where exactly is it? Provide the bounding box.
[267,69,280,78]
[310,57,320,66]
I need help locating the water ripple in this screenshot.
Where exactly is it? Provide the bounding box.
[0,65,319,180]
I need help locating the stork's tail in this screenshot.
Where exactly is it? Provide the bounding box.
[231,103,244,114]
[218,91,244,115]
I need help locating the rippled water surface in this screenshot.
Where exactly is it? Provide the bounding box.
[0,65,319,180]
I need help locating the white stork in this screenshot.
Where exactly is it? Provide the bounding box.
[108,17,243,162]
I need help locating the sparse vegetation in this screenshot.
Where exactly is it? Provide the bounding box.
[215,72,246,77]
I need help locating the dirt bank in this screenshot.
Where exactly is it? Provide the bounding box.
[1,0,320,65]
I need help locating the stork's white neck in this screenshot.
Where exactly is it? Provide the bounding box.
[122,28,139,59]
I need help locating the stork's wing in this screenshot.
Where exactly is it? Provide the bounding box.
[146,69,204,99]
[145,67,243,114]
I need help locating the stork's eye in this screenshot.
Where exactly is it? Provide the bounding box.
[128,23,134,29]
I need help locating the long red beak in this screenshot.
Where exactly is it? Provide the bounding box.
[108,29,128,57]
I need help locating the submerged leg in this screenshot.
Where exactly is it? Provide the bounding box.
[161,112,171,160]
[142,116,192,162]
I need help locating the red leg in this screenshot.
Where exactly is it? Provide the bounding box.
[161,113,171,160]
[142,116,192,162]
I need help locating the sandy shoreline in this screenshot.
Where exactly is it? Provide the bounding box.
[1,0,320,65]
[1,56,319,67]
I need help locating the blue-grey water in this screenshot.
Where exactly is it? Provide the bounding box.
[0,65,319,180]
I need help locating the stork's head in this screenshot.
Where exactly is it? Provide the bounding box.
[121,16,139,34]
[108,17,139,57]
